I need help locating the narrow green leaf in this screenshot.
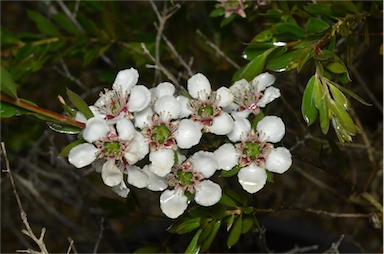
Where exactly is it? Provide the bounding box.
[241,216,254,234]
[330,100,357,135]
[332,82,371,106]
[52,13,79,35]
[319,98,330,134]
[46,122,82,134]
[168,217,201,234]
[251,29,273,43]
[1,28,21,44]
[66,88,94,119]
[200,220,221,251]
[220,165,240,178]
[305,18,330,34]
[304,4,335,17]
[233,47,275,81]
[226,214,235,231]
[1,66,18,98]
[185,228,202,254]
[219,192,239,208]
[329,85,349,110]
[276,23,306,39]
[0,102,28,118]
[266,170,274,183]
[227,215,242,249]
[301,75,318,125]
[198,219,214,245]
[210,7,225,17]
[59,139,85,157]
[267,48,308,72]
[27,10,60,36]
[326,61,347,74]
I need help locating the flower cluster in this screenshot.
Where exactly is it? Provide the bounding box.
[67,68,292,218]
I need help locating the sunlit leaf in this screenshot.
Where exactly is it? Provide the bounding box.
[330,100,357,135]
[66,88,94,119]
[326,61,347,74]
[227,215,242,249]
[301,75,318,125]
[46,122,82,134]
[167,217,201,234]
[332,82,371,106]
[330,85,349,109]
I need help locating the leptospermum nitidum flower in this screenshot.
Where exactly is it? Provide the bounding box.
[224,73,280,118]
[178,73,235,135]
[214,115,292,194]
[159,151,222,219]
[68,117,149,194]
[92,68,151,122]
[137,92,202,177]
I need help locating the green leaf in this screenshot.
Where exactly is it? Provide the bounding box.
[52,13,79,35]
[220,165,240,177]
[27,10,60,36]
[332,82,371,106]
[227,215,242,249]
[326,61,347,74]
[267,48,308,72]
[251,29,273,43]
[0,102,28,118]
[313,79,330,134]
[46,122,82,134]
[168,217,201,234]
[275,23,306,39]
[241,216,254,234]
[266,170,274,183]
[220,14,236,27]
[185,228,202,254]
[210,7,225,17]
[330,85,349,110]
[219,192,239,208]
[1,28,21,44]
[330,100,357,135]
[59,139,85,157]
[304,4,335,17]
[200,220,221,251]
[66,88,94,119]
[1,66,18,98]
[233,47,275,81]
[301,75,318,125]
[305,18,330,34]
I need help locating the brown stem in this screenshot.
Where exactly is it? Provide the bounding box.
[1,93,85,129]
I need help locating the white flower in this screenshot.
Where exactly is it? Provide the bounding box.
[215,115,292,194]
[68,117,149,192]
[93,68,151,122]
[181,73,235,135]
[159,152,222,219]
[226,73,280,118]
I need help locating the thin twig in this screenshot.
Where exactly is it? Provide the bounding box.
[1,142,49,254]
[92,218,105,254]
[66,238,75,254]
[196,29,241,70]
[54,60,88,91]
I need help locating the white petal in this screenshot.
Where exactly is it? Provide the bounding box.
[160,190,188,219]
[226,115,251,142]
[89,105,105,119]
[216,87,234,107]
[187,73,211,99]
[112,181,130,198]
[75,111,87,123]
[238,164,267,194]
[256,115,285,143]
[209,112,234,135]
[127,85,151,112]
[133,106,153,129]
[156,82,176,97]
[251,72,276,93]
[116,118,136,140]
[101,160,123,187]
[214,143,239,171]
[112,68,139,94]
[190,151,218,178]
[83,117,109,143]
[176,95,192,118]
[256,86,281,108]
[195,180,222,206]
[124,132,149,164]
[222,101,239,113]
[68,143,99,168]
[175,119,203,149]
[231,110,251,119]
[94,90,113,108]
[127,165,149,188]
[154,95,180,120]
[229,79,250,98]
[142,165,168,191]
[149,148,175,177]
[265,147,292,174]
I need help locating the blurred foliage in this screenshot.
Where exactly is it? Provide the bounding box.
[1,1,382,253]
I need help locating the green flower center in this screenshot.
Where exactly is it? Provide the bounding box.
[198,104,214,118]
[176,169,194,186]
[152,124,172,144]
[103,141,121,157]
[244,142,261,160]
